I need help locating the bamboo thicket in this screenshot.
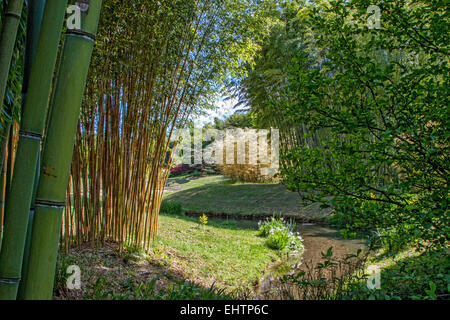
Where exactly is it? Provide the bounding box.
[63,0,256,251]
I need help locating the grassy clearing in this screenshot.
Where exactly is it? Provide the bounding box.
[164,175,330,220]
[55,214,293,299]
[150,214,282,293]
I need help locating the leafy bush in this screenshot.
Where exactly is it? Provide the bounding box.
[160,200,184,216]
[378,225,418,255]
[328,196,389,237]
[169,164,193,176]
[329,195,421,254]
[266,227,291,250]
[258,216,304,253]
[270,247,368,300]
[198,213,208,227]
[258,216,287,237]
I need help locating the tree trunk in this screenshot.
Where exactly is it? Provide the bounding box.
[17,0,47,300]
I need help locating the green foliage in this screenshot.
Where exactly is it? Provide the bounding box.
[242,0,449,249]
[328,195,422,253]
[53,255,76,294]
[122,244,147,264]
[378,225,417,255]
[207,112,254,130]
[258,216,304,253]
[266,227,290,250]
[86,277,231,300]
[343,250,450,300]
[198,213,208,227]
[160,200,184,216]
[258,216,287,237]
[328,196,387,237]
[162,281,230,300]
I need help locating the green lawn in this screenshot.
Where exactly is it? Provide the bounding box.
[163,175,330,220]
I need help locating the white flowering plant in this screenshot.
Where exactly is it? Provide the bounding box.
[258,216,304,253]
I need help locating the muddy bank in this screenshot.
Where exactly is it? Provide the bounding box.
[297,224,366,265]
[184,210,329,225]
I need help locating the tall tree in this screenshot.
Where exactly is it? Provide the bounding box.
[63,0,270,251]
[245,0,449,248]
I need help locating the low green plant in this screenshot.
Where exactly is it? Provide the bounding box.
[53,255,77,294]
[86,277,231,300]
[162,281,230,300]
[122,244,147,264]
[258,216,304,253]
[198,214,208,228]
[258,216,286,237]
[160,200,184,216]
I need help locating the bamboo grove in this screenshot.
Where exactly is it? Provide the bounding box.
[63,0,266,252]
[0,0,267,299]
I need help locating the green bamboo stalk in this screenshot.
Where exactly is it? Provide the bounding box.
[21,0,47,107]
[16,0,47,300]
[0,0,25,180]
[0,0,68,300]
[20,0,103,300]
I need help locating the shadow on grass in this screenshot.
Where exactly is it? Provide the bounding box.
[379,250,449,299]
[54,240,239,300]
[160,213,259,232]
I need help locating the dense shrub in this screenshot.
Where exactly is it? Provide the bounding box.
[258,216,287,237]
[160,201,184,216]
